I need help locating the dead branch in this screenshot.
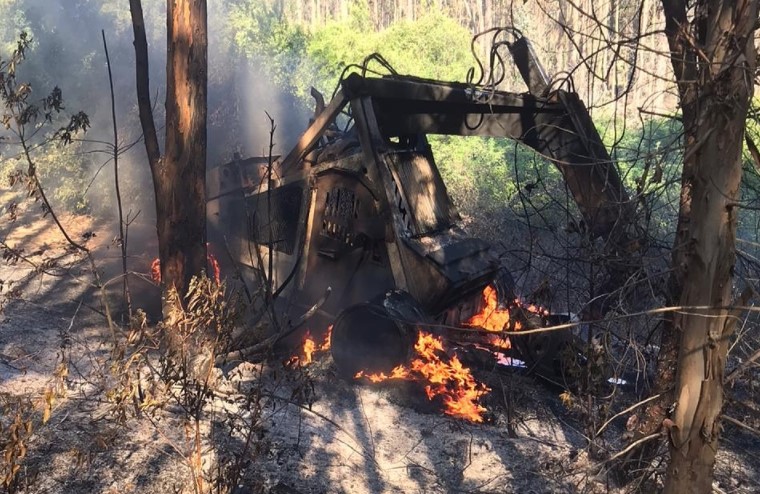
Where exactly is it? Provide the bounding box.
[102,29,132,317]
[603,432,660,464]
[128,0,161,169]
[725,346,760,384]
[19,126,116,342]
[215,287,332,365]
[221,235,254,304]
[745,133,760,172]
[595,394,662,437]
[722,414,760,438]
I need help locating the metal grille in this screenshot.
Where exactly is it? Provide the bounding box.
[321,187,358,247]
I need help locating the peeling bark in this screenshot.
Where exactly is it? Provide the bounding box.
[658,0,758,491]
[162,0,208,300]
[130,0,208,306]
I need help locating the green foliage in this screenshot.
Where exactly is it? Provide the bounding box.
[7,0,760,247]
[33,143,91,212]
[228,1,473,104]
[594,116,684,236]
[224,1,571,234]
[737,100,760,246]
[431,136,517,207]
[614,119,682,196]
[429,134,569,236]
[226,0,308,88]
[377,13,473,79]
[1,139,91,214]
[305,10,472,90]
[0,32,91,213]
[0,0,28,54]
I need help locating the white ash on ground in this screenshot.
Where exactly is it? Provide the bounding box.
[235,357,600,494]
[1,198,759,493]
[2,312,760,493]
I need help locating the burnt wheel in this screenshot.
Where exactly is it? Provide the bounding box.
[330,290,426,379]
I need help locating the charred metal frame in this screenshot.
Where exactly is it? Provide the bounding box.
[208,34,630,340]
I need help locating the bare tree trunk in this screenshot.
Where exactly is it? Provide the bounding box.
[129,0,161,170]
[620,1,757,486]
[371,0,379,29]
[295,0,303,25]
[657,0,757,491]
[130,0,208,307]
[162,0,208,300]
[462,0,475,33]
[476,0,485,34]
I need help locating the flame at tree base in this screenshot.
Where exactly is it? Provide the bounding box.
[355,331,490,423]
[151,246,221,284]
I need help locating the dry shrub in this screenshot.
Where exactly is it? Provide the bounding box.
[0,396,34,493]
[102,273,269,493]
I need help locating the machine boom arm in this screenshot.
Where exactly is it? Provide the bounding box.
[341,69,629,238]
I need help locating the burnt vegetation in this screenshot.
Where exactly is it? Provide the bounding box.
[1,1,760,493]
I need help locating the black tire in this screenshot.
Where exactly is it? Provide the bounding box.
[330,290,426,380]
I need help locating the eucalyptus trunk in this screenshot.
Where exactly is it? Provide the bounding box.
[659,0,757,491]
[161,0,208,300]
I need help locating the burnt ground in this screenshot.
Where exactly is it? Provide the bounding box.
[1,196,760,494]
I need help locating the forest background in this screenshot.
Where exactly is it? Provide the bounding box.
[2,0,738,256]
[1,1,760,491]
[6,0,760,323]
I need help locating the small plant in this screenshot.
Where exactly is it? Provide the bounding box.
[0,395,34,493]
[0,32,93,492]
[0,351,68,493]
[102,274,264,493]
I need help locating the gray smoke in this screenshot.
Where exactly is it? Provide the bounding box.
[2,1,310,315]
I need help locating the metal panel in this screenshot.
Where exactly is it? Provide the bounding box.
[386,152,458,235]
[279,90,349,176]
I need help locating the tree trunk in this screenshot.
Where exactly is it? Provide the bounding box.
[658,0,757,491]
[162,0,208,300]
[129,0,208,308]
[129,0,161,172]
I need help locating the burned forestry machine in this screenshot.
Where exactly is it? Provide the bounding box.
[208,32,629,381]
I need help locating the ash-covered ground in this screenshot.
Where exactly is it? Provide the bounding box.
[1,196,759,494]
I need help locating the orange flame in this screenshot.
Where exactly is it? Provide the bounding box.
[355,331,490,423]
[209,254,221,283]
[150,258,161,283]
[150,245,221,284]
[519,300,550,317]
[290,325,333,367]
[486,333,512,350]
[302,331,317,365]
[464,285,511,332]
[462,285,549,350]
[319,325,333,352]
[463,285,515,349]
[355,364,410,383]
